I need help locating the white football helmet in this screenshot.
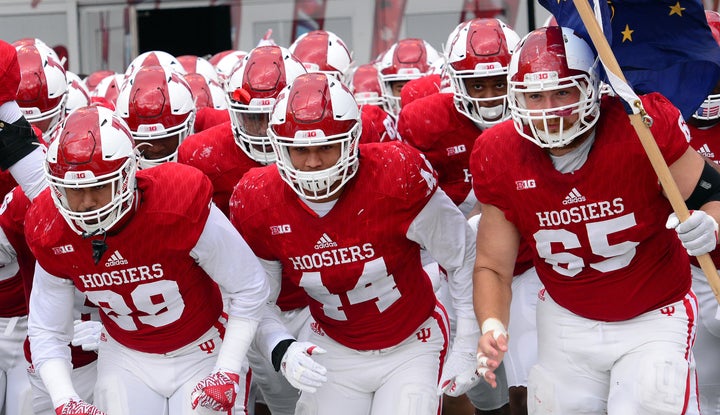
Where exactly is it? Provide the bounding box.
[214,50,249,86]
[115,65,196,169]
[508,26,600,148]
[446,18,520,128]
[184,73,227,110]
[91,74,124,108]
[226,46,306,165]
[693,10,720,121]
[290,30,353,82]
[14,38,68,137]
[65,71,91,116]
[349,63,386,108]
[177,54,220,83]
[124,50,186,80]
[377,38,441,115]
[45,106,138,236]
[269,73,361,201]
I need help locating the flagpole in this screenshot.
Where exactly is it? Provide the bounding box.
[571,0,720,304]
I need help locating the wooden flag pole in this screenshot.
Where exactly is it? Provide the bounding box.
[571,0,720,304]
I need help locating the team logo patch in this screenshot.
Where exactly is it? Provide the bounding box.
[311,322,325,336]
[516,179,536,190]
[416,327,431,342]
[562,188,586,205]
[314,233,338,249]
[52,244,75,255]
[105,250,129,267]
[698,144,715,159]
[446,144,466,156]
[270,224,292,235]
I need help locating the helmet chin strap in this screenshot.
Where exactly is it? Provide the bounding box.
[82,228,108,265]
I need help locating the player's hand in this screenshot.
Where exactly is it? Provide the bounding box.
[438,350,481,396]
[666,210,719,256]
[71,320,102,352]
[280,341,328,393]
[190,370,240,413]
[477,318,508,388]
[55,398,106,415]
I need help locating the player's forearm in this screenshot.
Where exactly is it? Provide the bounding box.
[254,304,295,362]
[214,315,258,373]
[472,265,511,329]
[0,102,40,171]
[37,358,79,407]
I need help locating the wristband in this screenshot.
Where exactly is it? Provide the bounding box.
[271,339,296,372]
[481,318,508,341]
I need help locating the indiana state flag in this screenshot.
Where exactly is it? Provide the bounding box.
[539,0,720,119]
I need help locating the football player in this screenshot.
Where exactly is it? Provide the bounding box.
[230,72,479,415]
[24,106,269,415]
[398,18,527,415]
[682,10,720,415]
[471,26,715,414]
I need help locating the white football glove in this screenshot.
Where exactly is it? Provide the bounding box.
[666,210,719,256]
[71,320,102,352]
[280,341,328,393]
[55,398,106,415]
[438,316,482,396]
[438,350,481,396]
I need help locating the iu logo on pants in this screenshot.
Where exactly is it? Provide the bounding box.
[416,327,431,342]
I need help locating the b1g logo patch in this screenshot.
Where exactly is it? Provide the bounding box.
[270,224,292,235]
[516,179,536,190]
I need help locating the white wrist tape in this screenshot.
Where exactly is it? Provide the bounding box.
[37,358,79,408]
[214,316,259,373]
[481,318,508,341]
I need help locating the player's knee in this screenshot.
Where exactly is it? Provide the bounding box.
[294,393,318,415]
[528,365,604,414]
[628,355,692,414]
[395,383,440,414]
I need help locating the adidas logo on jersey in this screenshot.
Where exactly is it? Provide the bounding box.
[105,250,129,267]
[698,144,715,159]
[562,188,586,205]
[314,233,338,249]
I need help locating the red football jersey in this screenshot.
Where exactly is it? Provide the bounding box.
[194,107,230,133]
[0,170,18,201]
[25,164,224,353]
[177,121,262,216]
[360,105,398,144]
[471,93,692,321]
[231,142,438,350]
[398,93,480,211]
[0,187,30,316]
[688,122,720,269]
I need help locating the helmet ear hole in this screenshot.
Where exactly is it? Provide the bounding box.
[507,26,600,148]
[268,73,361,201]
[45,106,138,235]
